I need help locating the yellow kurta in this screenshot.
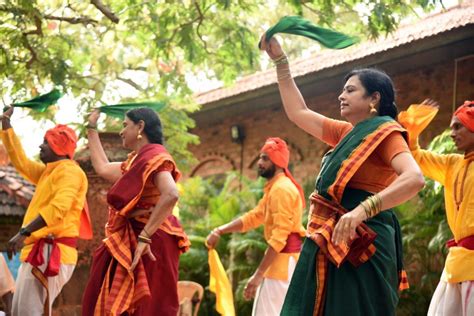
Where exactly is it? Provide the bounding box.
[240,173,305,281]
[0,128,88,265]
[411,148,474,283]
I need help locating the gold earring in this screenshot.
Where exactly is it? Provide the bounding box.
[137,133,142,140]
[369,103,377,115]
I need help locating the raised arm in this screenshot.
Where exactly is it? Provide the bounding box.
[262,36,327,140]
[87,110,122,183]
[0,106,45,184]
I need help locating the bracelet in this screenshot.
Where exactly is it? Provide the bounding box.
[272,54,288,65]
[85,122,98,130]
[138,234,152,244]
[276,68,292,81]
[361,194,382,219]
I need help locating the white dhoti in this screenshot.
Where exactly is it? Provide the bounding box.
[428,279,474,316]
[252,256,296,316]
[11,245,75,316]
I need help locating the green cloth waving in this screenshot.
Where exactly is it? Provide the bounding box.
[98,102,166,119]
[259,16,358,49]
[12,89,62,112]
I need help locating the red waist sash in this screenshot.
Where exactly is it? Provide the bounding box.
[281,233,302,253]
[24,236,77,316]
[446,235,474,250]
[25,236,77,276]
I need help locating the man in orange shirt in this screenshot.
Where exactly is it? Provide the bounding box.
[1,106,89,316]
[206,137,305,316]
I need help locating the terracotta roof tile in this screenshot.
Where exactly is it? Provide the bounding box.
[195,4,474,105]
[0,165,35,217]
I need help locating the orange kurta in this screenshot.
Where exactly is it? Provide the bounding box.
[240,173,305,280]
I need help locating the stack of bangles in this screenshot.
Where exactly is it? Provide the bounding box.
[360,194,382,219]
[212,227,223,237]
[138,228,152,244]
[85,123,98,131]
[273,55,292,81]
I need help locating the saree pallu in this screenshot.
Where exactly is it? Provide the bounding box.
[281,116,408,316]
[82,218,182,316]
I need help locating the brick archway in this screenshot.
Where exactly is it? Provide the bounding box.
[190,153,236,177]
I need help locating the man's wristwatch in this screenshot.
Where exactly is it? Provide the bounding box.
[19,227,31,237]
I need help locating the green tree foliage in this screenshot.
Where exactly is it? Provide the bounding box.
[396,130,456,315]
[0,0,443,164]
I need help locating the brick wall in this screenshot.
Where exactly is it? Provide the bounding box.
[188,57,474,188]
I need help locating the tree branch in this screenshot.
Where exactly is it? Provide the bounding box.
[21,35,38,68]
[44,14,98,26]
[117,77,143,91]
[24,15,43,36]
[194,2,211,54]
[90,0,119,23]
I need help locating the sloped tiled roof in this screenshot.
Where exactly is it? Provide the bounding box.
[0,146,35,217]
[195,3,474,106]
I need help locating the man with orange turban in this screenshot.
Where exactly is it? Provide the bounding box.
[206,137,306,316]
[399,100,474,316]
[0,106,90,316]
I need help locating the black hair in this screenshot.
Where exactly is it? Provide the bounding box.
[126,107,164,144]
[344,68,398,119]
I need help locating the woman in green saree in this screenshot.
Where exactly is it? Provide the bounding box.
[261,37,425,315]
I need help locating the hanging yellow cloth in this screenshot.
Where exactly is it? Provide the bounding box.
[208,248,235,316]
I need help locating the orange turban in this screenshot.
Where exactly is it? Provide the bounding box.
[44,124,78,159]
[261,137,306,208]
[454,100,474,132]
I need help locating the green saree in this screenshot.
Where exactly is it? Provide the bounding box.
[281,116,408,316]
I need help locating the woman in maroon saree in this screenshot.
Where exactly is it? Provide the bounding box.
[82,108,189,316]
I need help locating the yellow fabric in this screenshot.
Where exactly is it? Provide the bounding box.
[240,173,305,280]
[0,128,88,265]
[399,105,474,283]
[398,103,439,149]
[208,249,235,316]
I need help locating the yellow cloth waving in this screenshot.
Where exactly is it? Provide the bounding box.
[398,103,439,149]
[208,249,235,316]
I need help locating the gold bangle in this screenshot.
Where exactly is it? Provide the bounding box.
[273,55,288,66]
[85,123,97,130]
[360,201,370,220]
[272,54,287,62]
[138,235,152,244]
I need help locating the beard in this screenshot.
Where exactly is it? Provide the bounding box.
[258,164,276,179]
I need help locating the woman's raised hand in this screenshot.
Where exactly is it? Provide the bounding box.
[88,109,100,127]
[260,35,285,60]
